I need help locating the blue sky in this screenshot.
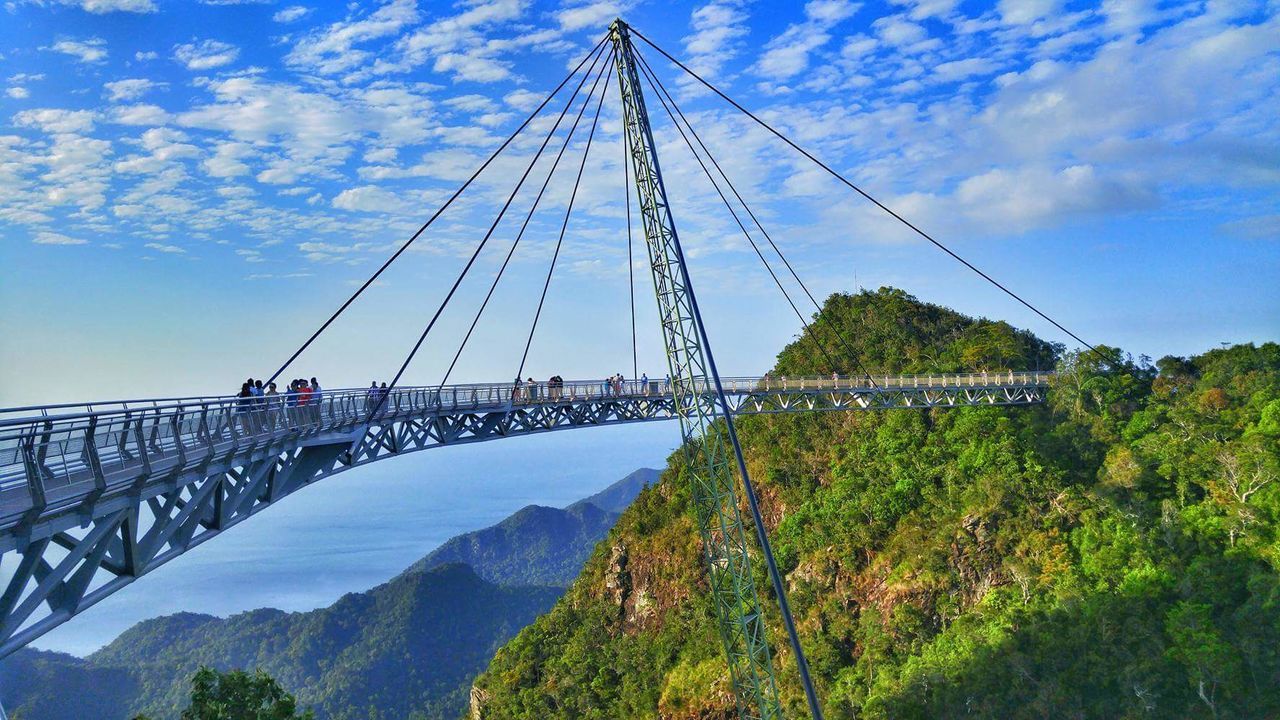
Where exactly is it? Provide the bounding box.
[1,0,1277,406]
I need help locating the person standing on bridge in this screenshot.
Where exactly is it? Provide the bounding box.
[285,380,300,428]
[527,377,538,403]
[513,377,523,404]
[310,377,323,422]
[251,379,266,428]
[265,382,280,429]
[641,373,649,395]
[236,382,255,435]
[298,379,314,423]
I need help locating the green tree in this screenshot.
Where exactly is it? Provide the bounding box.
[131,667,314,720]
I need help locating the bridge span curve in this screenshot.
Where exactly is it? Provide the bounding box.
[0,372,1049,657]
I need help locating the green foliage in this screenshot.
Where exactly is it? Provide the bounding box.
[474,289,1280,720]
[179,667,314,720]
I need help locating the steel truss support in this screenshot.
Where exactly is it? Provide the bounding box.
[0,442,344,658]
[611,21,785,719]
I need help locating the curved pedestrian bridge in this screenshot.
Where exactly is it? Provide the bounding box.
[0,371,1049,656]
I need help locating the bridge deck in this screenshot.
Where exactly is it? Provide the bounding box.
[0,372,1050,656]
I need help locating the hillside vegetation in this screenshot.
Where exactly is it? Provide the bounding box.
[473,288,1280,719]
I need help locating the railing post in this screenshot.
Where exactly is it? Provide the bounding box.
[82,416,105,492]
[133,415,151,477]
[171,410,187,467]
[20,426,49,513]
[198,404,213,451]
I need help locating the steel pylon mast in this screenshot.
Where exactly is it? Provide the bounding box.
[610,20,784,720]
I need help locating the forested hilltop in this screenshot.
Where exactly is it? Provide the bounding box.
[473,288,1280,719]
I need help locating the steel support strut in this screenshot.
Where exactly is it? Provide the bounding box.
[610,20,785,720]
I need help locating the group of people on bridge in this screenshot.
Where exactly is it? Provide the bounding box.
[512,373,662,404]
[234,377,324,433]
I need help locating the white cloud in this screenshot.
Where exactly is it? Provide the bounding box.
[273,5,310,23]
[331,185,408,213]
[503,89,542,111]
[203,141,254,177]
[954,164,1156,230]
[556,0,631,31]
[104,78,162,101]
[144,242,187,253]
[14,108,96,134]
[6,87,30,99]
[135,50,159,61]
[173,39,240,70]
[997,0,1060,26]
[890,0,958,20]
[933,57,997,81]
[47,38,108,64]
[285,0,419,75]
[33,231,88,245]
[753,0,861,82]
[41,0,156,13]
[109,103,170,125]
[392,0,547,83]
[873,16,927,46]
[683,0,750,77]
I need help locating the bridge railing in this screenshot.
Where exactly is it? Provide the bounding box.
[0,372,1051,525]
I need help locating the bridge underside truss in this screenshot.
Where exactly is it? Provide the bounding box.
[0,379,1044,657]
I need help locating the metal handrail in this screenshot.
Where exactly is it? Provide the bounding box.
[0,372,1054,426]
[0,372,1053,427]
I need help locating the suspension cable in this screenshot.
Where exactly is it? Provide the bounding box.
[263,34,609,388]
[630,27,1117,367]
[633,54,853,382]
[624,122,639,381]
[367,45,612,420]
[437,49,614,389]
[635,49,878,386]
[515,60,614,381]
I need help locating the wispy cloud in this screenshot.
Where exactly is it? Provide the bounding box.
[39,0,156,13]
[46,38,108,64]
[752,0,861,86]
[273,5,310,23]
[173,39,240,70]
[33,231,88,245]
[144,242,187,253]
[104,78,163,102]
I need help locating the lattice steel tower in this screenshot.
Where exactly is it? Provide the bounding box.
[610,20,784,720]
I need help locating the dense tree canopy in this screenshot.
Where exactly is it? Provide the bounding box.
[474,288,1280,719]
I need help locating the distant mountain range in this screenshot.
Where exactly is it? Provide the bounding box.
[0,467,661,720]
[405,468,660,586]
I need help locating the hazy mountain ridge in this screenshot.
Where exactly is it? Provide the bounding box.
[405,467,659,586]
[0,469,657,719]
